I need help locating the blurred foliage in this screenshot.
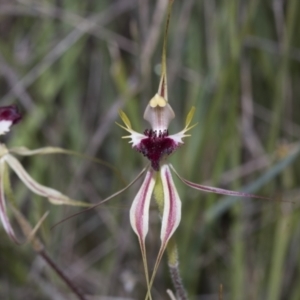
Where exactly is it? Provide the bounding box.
[1,0,300,299]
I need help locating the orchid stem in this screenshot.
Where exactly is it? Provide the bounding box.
[140,240,153,300]
[145,246,166,300]
[168,263,188,300]
[158,0,173,101]
[167,238,188,300]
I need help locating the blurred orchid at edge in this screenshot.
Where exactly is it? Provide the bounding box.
[0,105,89,244]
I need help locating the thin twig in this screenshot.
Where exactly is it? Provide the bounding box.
[11,206,87,300]
[39,250,87,300]
[219,284,223,300]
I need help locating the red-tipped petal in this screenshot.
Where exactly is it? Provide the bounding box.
[160,164,181,245]
[130,168,156,241]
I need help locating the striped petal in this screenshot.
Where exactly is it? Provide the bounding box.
[5,154,89,207]
[0,160,19,243]
[130,168,156,300]
[130,168,156,243]
[160,164,181,245]
[147,164,182,299]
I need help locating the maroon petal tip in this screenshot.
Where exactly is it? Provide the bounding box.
[0,105,22,125]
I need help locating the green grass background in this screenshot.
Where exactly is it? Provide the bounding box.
[1,0,300,299]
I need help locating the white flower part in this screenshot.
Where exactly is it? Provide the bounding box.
[168,130,188,146]
[168,106,197,145]
[144,94,175,132]
[160,164,181,244]
[0,144,8,159]
[118,111,147,147]
[5,154,87,206]
[0,120,13,136]
[130,168,156,241]
[123,129,146,148]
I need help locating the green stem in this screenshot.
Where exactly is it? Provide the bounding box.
[167,238,188,300]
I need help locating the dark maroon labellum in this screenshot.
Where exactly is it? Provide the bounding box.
[135,129,177,171]
[0,105,22,124]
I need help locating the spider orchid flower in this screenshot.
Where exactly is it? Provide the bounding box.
[118,72,270,297]
[56,2,269,297]
[114,3,270,298]
[0,105,89,244]
[117,77,195,291]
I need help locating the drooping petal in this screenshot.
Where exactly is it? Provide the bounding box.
[160,164,181,245]
[130,168,156,242]
[130,168,156,300]
[170,164,271,200]
[5,154,90,207]
[0,160,20,243]
[0,105,22,135]
[146,164,182,300]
